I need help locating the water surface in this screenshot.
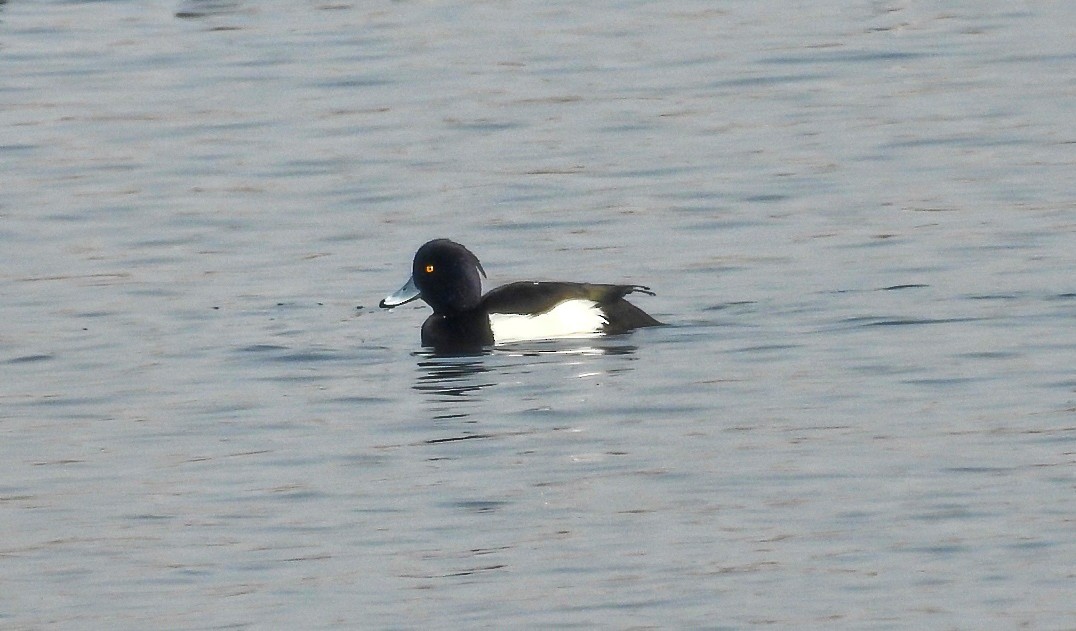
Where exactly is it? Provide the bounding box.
[2,1,1073,629]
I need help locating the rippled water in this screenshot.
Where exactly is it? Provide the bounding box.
[2,1,1074,629]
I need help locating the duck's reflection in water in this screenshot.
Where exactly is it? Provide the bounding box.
[406,338,632,402]
[175,0,246,19]
[497,342,639,359]
[411,342,639,445]
[412,352,493,400]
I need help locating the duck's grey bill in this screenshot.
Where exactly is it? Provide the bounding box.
[379,276,421,308]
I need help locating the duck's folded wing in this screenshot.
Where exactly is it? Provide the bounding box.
[480,281,654,315]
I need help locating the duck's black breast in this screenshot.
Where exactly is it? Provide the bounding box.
[420,311,494,350]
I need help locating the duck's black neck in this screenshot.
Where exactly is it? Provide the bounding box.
[421,312,494,350]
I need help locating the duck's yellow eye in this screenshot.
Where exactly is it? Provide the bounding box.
[425,264,435,273]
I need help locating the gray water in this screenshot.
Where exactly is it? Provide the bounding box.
[2,1,1074,629]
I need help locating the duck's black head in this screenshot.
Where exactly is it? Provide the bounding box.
[380,239,487,314]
